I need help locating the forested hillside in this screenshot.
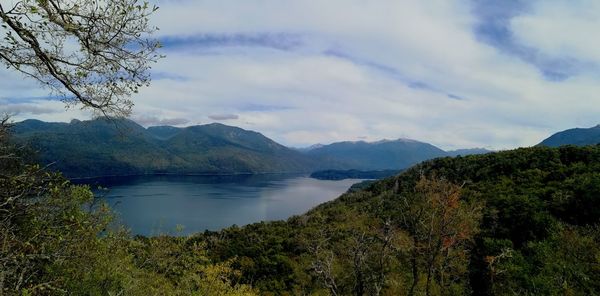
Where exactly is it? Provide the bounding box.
[539,124,600,147]
[12,119,491,178]
[192,145,600,295]
[3,115,600,295]
[12,118,325,177]
[304,139,449,170]
[0,122,257,295]
[2,0,597,294]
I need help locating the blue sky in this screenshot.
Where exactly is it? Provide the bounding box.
[2,0,600,150]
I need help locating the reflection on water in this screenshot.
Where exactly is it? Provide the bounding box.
[82,174,361,236]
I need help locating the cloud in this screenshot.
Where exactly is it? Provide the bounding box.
[151,72,189,81]
[510,0,600,65]
[323,49,460,96]
[0,104,58,115]
[239,104,293,112]
[471,0,599,80]
[447,94,466,101]
[118,0,600,149]
[133,115,190,126]
[208,114,239,121]
[160,33,302,52]
[0,98,91,123]
[8,0,600,151]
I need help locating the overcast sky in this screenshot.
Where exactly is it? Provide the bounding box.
[1,0,600,150]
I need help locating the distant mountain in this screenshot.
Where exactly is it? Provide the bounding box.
[539,125,600,147]
[305,139,448,170]
[294,144,325,153]
[12,119,322,178]
[446,148,493,157]
[146,125,181,140]
[310,169,403,180]
[12,119,492,178]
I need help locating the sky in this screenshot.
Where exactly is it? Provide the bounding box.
[1,0,600,150]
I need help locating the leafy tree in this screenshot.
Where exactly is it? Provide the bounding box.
[393,177,482,296]
[307,215,399,296]
[487,225,600,295]
[0,118,113,293]
[1,118,258,295]
[186,146,600,295]
[0,0,161,116]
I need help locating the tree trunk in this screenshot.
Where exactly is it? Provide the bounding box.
[409,235,419,296]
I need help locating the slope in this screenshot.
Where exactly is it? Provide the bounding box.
[12,119,321,177]
[539,124,600,147]
[306,139,448,170]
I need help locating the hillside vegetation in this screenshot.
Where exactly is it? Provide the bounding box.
[539,124,600,147]
[305,139,448,170]
[12,119,325,178]
[0,123,257,295]
[12,119,492,178]
[192,145,600,295]
[3,117,600,294]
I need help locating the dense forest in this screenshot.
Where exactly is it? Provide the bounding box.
[1,0,598,294]
[3,118,600,295]
[1,121,257,295]
[11,119,491,178]
[12,119,327,178]
[192,145,600,295]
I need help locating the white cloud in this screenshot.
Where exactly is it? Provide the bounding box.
[208,114,239,121]
[4,0,600,150]
[511,0,600,64]
[132,114,190,126]
[0,99,90,122]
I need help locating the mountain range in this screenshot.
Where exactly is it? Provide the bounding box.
[304,139,448,170]
[12,119,323,178]
[538,124,600,147]
[13,118,494,178]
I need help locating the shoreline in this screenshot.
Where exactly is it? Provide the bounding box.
[69,171,312,181]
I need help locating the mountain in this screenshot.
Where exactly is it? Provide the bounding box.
[446,148,493,157]
[12,118,321,178]
[146,125,181,140]
[293,143,324,153]
[539,125,600,147]
[12,119,492,177]
[304,138,448,170]
[13,119,175,178]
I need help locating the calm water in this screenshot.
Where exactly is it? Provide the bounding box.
[84,174,361,236]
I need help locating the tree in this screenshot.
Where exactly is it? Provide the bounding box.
[0,116,109,293]
[395,176,482,296]
[0,115,257,296]
[0,0,161,117]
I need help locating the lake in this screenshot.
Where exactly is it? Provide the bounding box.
[84,174,362,236]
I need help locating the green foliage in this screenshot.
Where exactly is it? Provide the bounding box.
[193,145,600,295]
[306,139,448,170]
[1,123,257,295]
[12,118,329,178]
[539,124,600,147]
[488,225,600,295]
[5,116,600,296]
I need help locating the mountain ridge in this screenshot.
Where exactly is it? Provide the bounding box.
[12,118,492,178]
[539,124,600,147]
[12,118,324,178]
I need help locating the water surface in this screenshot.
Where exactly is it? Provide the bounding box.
[86,174,361,236]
